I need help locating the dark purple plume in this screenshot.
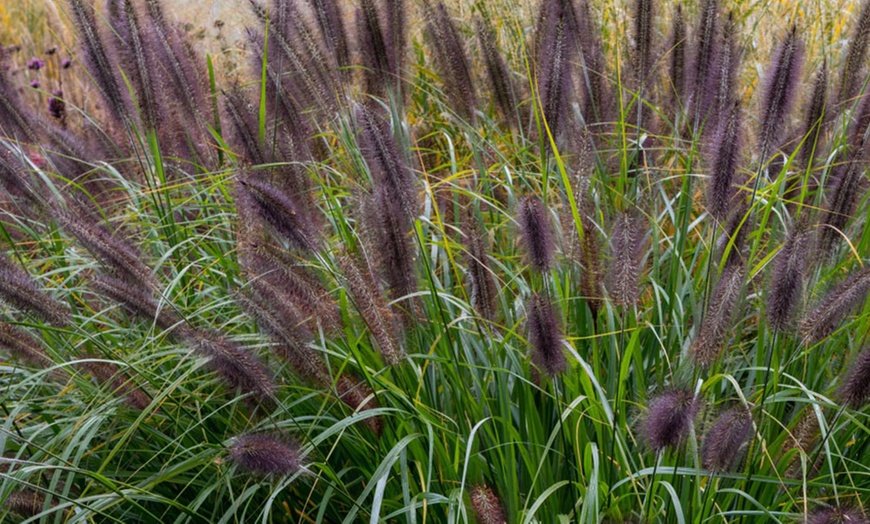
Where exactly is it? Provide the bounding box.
[90,273,182,332]
[0,252,70,326]
[236,177,320,252]
[424,1,478,122]
[839,345,870,409]
[462,212,499,321]
[706,99,743,222]
[338,253,404,364]
[67,0,131,122]
[632,0,655,85]
[691,255,745,367]
[817,158,865,258]
[606,211,647,307]
[228,432,301,476]
[475,16,519,127]
[838,0,870,108]
[534,0,573,138]
[107,0,160,130]
[711,13,739,130]
[807,507,869,524]
[689,0,720,124]
[527,293,566,377]
[83,360,152,410]
[3,489,51,518]
[355,103,416,220]
[356,0,398,96]
[642,388,699,452]
[192,330,276,404]
[758,27,803,162]
[767,221,810,332]
[0,323,53,369]
[799,267,870,342]
[307,0,350,75]
[668,5,686,110]
[799,61,828,166]
[702,407,753,472]
[518,196,554,273]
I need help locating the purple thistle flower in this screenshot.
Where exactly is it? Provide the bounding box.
[702,407,753,472]
[48,90,65,120]
[642,388,699,452]
[26,57,44,70]
[228,432,302,477]
[61,57,72,69]
[29,79,40,89]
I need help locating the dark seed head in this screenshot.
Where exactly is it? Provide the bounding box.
[838,345,870,409]
[702,407,753,472]
[807,507,869,524]
[527,293,566,377]
[642,388,698,452]
[228,432,302,477]
[518,196,554,273]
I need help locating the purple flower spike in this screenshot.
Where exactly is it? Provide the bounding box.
[26,57,44,70]
[48,90,66,120]
[29,79,40,89]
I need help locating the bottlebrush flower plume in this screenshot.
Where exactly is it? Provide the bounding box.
[192,330,276,404]
[0,252,71,326]
[838,0,870,108]
[606,211,647,307]
[424,1,477,122]
[462,212,499,322]
[800,267,870,342]
[0,323,53,369]
[475,16,518,128]
[534,0,573,138]
[799,61,827,166]
[702,407,753,472]
[706,98,742,222]
[228,432,301,477]
[518,196,554,273]
[668,4,686,109]
[527,293,566,377]
[236,177,320,252]
[758,27,803,161]
[470,484,508,524]
[357,0,397,96]
[838,345,870,409]
[642,388,698,452]
[691,256,745,367]
[767,221,809,332]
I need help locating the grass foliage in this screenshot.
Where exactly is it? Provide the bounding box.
[0,0,870,522]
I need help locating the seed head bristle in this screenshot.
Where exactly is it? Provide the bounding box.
[838,345,870,409]
[82,360,151,410]
[475,16,519,128]
[338,253,404,365]
[0,323,53,369]
[3,489,49,518]
[527,293,566,377]
[800,61,828,166]
[55,209,157,290]
[669,4,686,110]
[462,212,499,322]
[759,27,803,161]
[632,0,654,85]
[0,252,70,326]
[470,484,508,524]
[518,196,554,273]
[308,0,350,75]
[236,177,320,252]
[702,407,753,472]
[107,0,160,131]
[355,103,416,221]
[838,0,870,108]
[767,221,810,332]
[691,256,745,367]
[534,0,573,138]
[424,1,478,122]
[706,98,743,222]
[192,330,276,404]
[357,0,397,96]
[606,211,647,307]
[642,388,699,452]
[90,273,181,332]
[690,0,720,122]
[228,432,302,477]
[799,267,870,342]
